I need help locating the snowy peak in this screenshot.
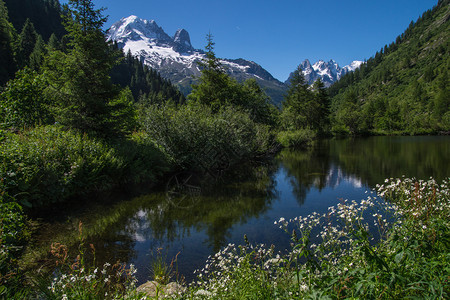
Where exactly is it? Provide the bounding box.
[106,15,287,104]
[287,59,363,87]
[107,15,172,44]
[343,60,364,72]
[173,29,192,49]
[107,15,196,54]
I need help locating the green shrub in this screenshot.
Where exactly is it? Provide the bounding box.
[0,68,53,130]
[0,126,168,208]
[140,103,273,172]
[331,124,351,137]
[276,129,316,148]
[0,184,31,298]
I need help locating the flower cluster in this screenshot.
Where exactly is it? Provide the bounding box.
[47,260,139,299]
[186,177,450,299]
[376,177,449,222]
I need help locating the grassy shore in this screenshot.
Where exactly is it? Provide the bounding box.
[2,176,446,299]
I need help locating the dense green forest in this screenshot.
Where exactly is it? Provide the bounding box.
[0,0,184,101]
[329,0,449,135]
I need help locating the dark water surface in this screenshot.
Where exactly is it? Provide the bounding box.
[35,136,450,283]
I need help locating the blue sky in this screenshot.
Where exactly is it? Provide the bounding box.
[63,0,438,81]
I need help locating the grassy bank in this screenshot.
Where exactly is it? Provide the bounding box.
[2,177,447,299]
[0,101,277,298]
[182,177,449,299]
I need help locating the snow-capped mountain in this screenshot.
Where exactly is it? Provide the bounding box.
[107,15,287,103]
[286,59,363,87]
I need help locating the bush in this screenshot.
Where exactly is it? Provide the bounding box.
[331,124,351,137]
[0,126,168,208]
[140,104,273,172]
[0,185,31,298]
[0,68,53,130]
[276,129,316,148]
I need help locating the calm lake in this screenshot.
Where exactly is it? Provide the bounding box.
[34,136,449,284]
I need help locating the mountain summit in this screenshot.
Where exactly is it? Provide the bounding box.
[107,15,287,103]
[107,16,363,104]
[287,59,363,87]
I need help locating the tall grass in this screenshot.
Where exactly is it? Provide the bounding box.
[0,126,169,208]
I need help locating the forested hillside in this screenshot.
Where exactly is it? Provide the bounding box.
[0,0,184,102]
[3,0,65,40]
[329,0,449,135]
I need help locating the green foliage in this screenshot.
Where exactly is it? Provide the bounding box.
[43,0,122,136]
[330,2,450,134]
[0,68,52,129]
[0,126,168,208]
[281,68,330,136]
[0,0,17,86]
[150,248,178,285]
[276,129,316,149]
[110,48,186,106]
[188,34,278,126]
[140,103,273,172]
[0,179,31,298]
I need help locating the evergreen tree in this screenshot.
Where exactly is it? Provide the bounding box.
[241,78,278,126]
[188,33,231,111]
[313,78,331,134]
[29,34,46,71]
[282,66,318,130]
[47,33,60,51]
[17,18,38,68]
[0,0,16,86]
[43,0,122,136]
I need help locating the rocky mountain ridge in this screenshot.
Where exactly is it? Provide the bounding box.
[106,15,363,104]
[286,59,363,87]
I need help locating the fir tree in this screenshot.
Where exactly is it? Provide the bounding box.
[29,34,46,72]
[282,66,318,130]
[44,0,121,136]
[313,78,331,134]
[17,18,38,68]
[0,0,16,86]
[47,33,60,51]
[188,33,231,111]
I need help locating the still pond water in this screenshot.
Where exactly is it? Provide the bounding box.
[37,136,449,283]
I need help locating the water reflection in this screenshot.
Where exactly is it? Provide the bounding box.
[32,136,449,283]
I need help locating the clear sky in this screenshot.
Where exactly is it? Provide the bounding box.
[62,0,438,81]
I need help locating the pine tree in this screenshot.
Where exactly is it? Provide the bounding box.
[29,34,46,71]
[313,78,330,134]
[0,0,16,86]
[17,18,38,68]
[188,33,231,111]
[282,66,318,130]
[47,33,60,51]
[43,0,121,136]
